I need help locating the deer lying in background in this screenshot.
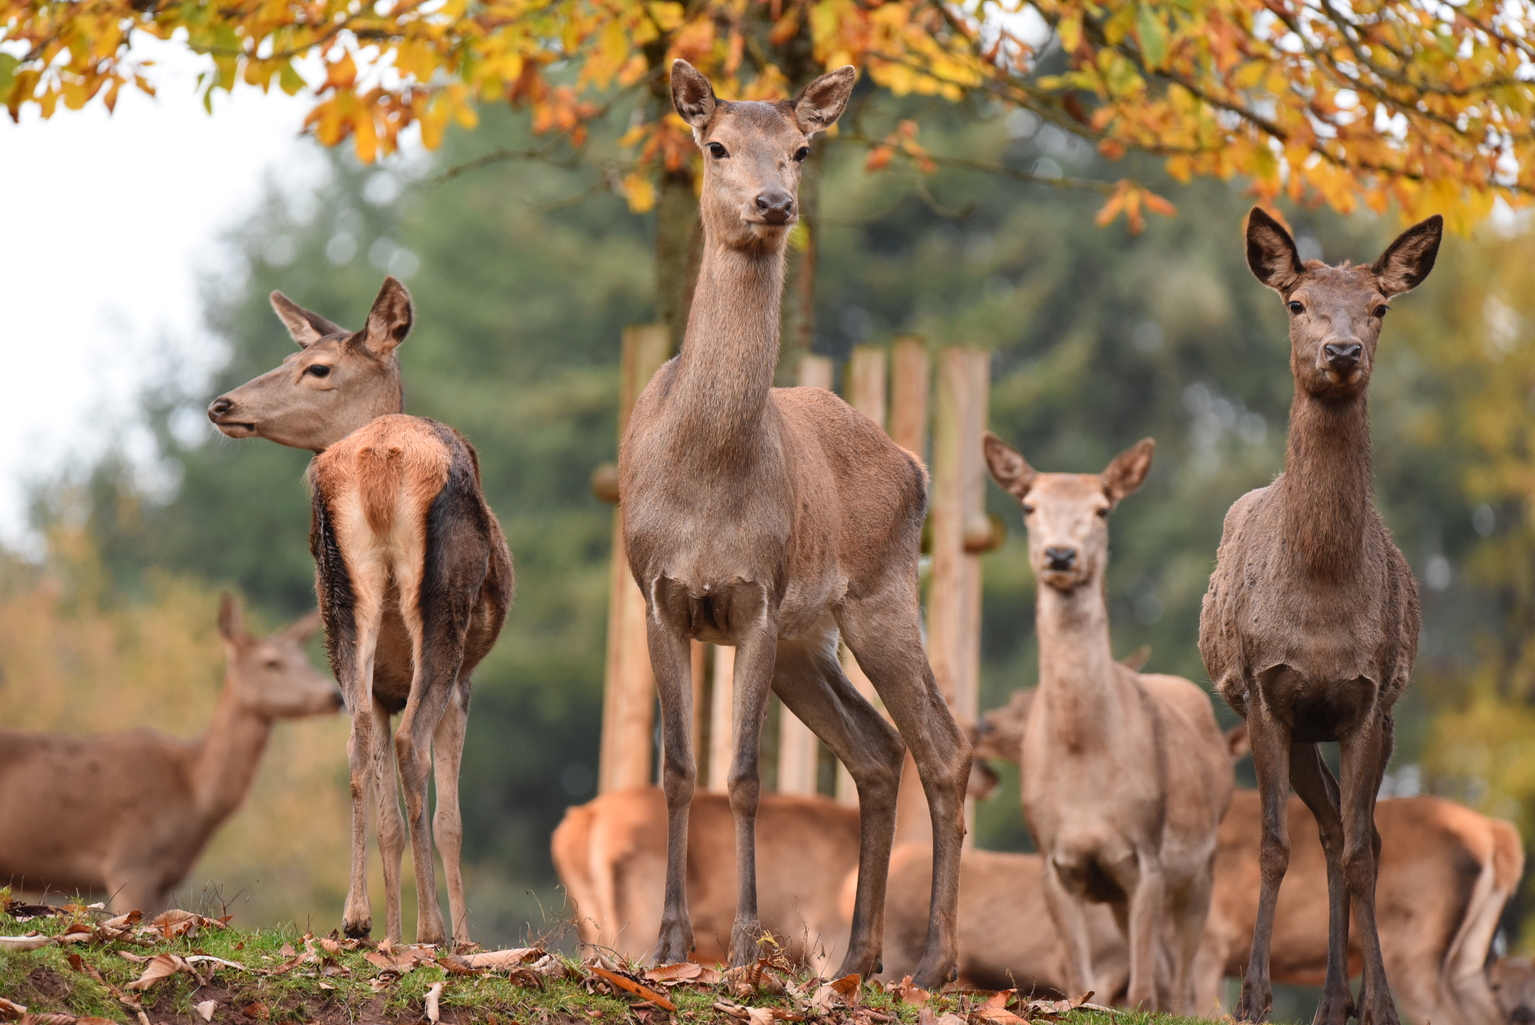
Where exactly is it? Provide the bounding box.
[208,278,514,947]
[983,435,1233,1012]
[1200,209,1442,1025]
[617,61,970,985]
[0,595,340,914]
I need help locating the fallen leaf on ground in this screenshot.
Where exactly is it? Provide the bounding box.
[0,935,53,952]
[436,953,482,976]
[186,954,247,971]
[0,997,25,1021]
[713,1001,775,1025]
[118,951,150,963]
[936,1014,967,1025]
[892,975,931,1007]
[195,1001,217,1022]
[127,953,192,991]
[240,1001,268,1020]
[425,981,444,1024]
[590,966,678,1012]
[144,909,206,939]
[644,962,702,984]
[972,991,1028,1025]
[462,947,542,970]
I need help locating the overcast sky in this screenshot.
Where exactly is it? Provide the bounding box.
[0,46,330,549]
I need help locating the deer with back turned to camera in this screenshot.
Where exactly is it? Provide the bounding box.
[616,60,972,987]
[982,436,1233,1012]
[207,278,513,947]
[1199,208,1442,1025]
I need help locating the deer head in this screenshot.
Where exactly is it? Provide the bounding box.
[207,277,413,452]
[670,59,856,253]
[983,434,1154,592]
[1245,207,1442,399]
[217,593,343,719]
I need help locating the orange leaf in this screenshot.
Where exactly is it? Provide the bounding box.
[590,966,678,1011]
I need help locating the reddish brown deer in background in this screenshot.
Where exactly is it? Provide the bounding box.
[983,436,1233,1012]
[617,60,971,986]
[0,595,340,914]
[1200,208,1442,1025]
[208,278,513,947]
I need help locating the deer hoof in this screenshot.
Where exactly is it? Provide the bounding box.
[655,920,694,965]
[1234,983,1272,1023]
[343,918,372,939]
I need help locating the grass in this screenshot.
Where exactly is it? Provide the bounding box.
[0,903,1222,1025]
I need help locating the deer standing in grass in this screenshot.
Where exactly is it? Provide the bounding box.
[982,436,1233,1012]
[207,278,513,947]
[0,595,340,914]
[1200,209,1441,1025]
[617,60,972,986]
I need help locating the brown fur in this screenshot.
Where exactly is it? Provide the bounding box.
[983,435,1233,1012]
[209,278,514,947]
[1200,209,1443,1025]
[0,596,339,914]
[616,61,970,987]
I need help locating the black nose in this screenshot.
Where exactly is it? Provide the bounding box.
[1324,342,1362,369]
[1045,546,1077,571]
[208,396,233,420]
[755,189,795,224]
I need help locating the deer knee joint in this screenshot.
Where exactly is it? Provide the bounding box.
[1258,834,1290,881]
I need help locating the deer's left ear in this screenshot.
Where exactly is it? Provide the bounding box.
[792,66,856,134]
[360,276,413,357]
[1102,438,1155,506]
[671,59,717,129]
[1373,214,1443,297]
[218,592,249,647]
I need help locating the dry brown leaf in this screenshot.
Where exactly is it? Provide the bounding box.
[893,975,931,1007]
[712,1001,775,1025]
[462,947,541,970]
[126,953,191,991]
[145,909,203,939]
[195,1001,217,1022]
[937,1013,967,1025]
[25,1014,82,1025]
[239,1001,268,1020]
[425,981,444,1024]
[278,944,296,958]
[0,935,53,952]
[644,962,703,985]
[436,954,481,977]
[589,966,678,1012]
[0,997,25,1021]
[117,951,150,963]
[100,911,141,935]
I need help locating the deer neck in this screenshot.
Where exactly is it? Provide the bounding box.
[190,683,273,826]
[666,239,786,455]
[1278,389,1372,581]
[1034,576,1118,739]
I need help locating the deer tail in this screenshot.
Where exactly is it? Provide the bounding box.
[356,444,405,536]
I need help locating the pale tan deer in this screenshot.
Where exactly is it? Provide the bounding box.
[1200,209,1442,1025]
[982,435,1234,1012]
[207,278,514,947]
[0,594,340,914]
[616,60,971,986]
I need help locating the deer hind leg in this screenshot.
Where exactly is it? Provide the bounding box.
[370,697,408,945]
[839,584,969,992]
[432,681,472,948]
[1237,690,1293,1024]
[772,620,905,980]
[336,581,389,940]
[1340,708,1400,1025]
[1289,741,1353,1025]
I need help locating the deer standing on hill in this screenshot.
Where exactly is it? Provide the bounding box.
[982,436,1233,1012]
[616,60,971,986]
[208,278,513,947]
[0,595,341,914]
[1200,209,1441,1025]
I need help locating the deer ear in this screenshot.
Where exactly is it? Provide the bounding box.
[283,610,324,646]
[1245,207,1305,294]
[792,66,856,134]
[983,431,1037,499]
[217,592,248,647]
[270,292,345,348]
[1102,437,1155,506]
[1225,723,1251,762]
[671,60,717,129]
[361,276,413,357]
[1373,214,1442,297]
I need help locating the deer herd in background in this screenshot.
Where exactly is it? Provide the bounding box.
[3,58,1532,1025]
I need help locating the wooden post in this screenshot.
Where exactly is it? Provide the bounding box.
[709,644,736,792]
[598,325,672,794]
[836,345,889,804]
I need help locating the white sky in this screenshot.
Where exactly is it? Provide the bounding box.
[0,47,324,548]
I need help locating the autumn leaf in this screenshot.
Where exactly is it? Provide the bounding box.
[590,965,678,1011]
[126,953,192,991]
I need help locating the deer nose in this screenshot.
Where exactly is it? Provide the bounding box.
[207,396,234,421]
[1044,546,1077,571]
[1324,342,1362,369]
[755,189,795,224]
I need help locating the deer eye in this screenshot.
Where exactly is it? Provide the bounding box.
[707,142,728,159]
[1374,304,1390,318]
[1021,504,1035,515]
[1287,301,1305,315]
[306,364,331,378]
[265,659,281,670]
[794,146,810,162]
[1096,507,1111,518]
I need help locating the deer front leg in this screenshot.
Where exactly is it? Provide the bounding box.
[1289,741,1353,1025]
[1041,860,1099,1000]
[725,605,780,967]
[645,593,700,965]
[1340,709,1400,1025]
[432,684,472,948]
[1121,848,1164,1010]
[1237,698,1292,1023]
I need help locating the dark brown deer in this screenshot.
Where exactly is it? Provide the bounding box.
[1199,208,1442,1025]
[207,278,513,947]
[616,60,971,987]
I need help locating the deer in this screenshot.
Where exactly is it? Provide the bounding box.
[982,435,1234,1012]
[615,60,971,987]
[0,594,341,914]
[1199,208,1442,1025]
[207,277,514,948]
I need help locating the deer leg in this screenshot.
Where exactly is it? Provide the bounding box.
[1340,711,1400,1025]
[370,698,408,945]
[1167,867,1213,1014]
[1041,859,1099,999]
[1289,741,1353,1025]
[1122,849,1164,1010]
[1237,697,1292,1023]
[432,682,471,948]
[724,600,780,967]
[839,587,969,991]
[771,623,905,980]
[645,593,699,965]
[341,599,386,940]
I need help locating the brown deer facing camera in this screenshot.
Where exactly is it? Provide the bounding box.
[617,60,971,987]
[208,278,513,947]
[1200,209,1441,1025]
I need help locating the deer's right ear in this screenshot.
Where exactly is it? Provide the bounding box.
[283,610,324,646]
[361,276,413,357]
[671,60,717,129]
[270,292,346,348]
[792,66,857,134]
[983,431,1036,499]
[1226,722,1251,762]
[1245,207,1305,294]
[217,592,248,647]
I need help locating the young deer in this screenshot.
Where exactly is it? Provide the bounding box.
[207,278,513,947]
[1200,209,1441,1025]
[617,61,972,986]
[0,595,340,914]
[983,437,1233,1012]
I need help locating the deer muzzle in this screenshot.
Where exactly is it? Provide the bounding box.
[754,189,795,225]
